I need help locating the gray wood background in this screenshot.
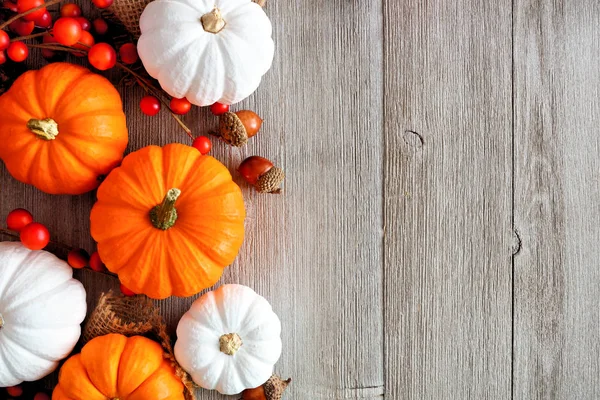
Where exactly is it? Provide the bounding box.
[1,0,599,398]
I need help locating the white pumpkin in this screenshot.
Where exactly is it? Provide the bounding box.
[174,284,282,395]
[0,242,86,386]
[138,0,275,106]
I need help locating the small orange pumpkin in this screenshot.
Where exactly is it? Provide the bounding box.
[0,62,128,195]
[52,334,185,400]
[90,143,245,299]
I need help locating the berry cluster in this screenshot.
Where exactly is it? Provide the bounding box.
[4,208,136,296]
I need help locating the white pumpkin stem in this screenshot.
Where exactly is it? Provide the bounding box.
[219,333,243,355]
[150,188,181,230]
[252,0,266,6]
[201,7,226,34]
[27,118,59,140]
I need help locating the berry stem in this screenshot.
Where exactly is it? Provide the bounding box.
[0,0,65,30]
[10,32,48,42]
[0,227,117,277]
[20,42,193,139]
[116,63,194,139]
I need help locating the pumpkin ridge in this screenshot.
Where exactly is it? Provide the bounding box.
[1,331,56,367]
[1,325,57,363]
[157,37,208,99]
[49,141,99,179]
[3,276,72,315]
[165,230,222,291]
[0,340,25,384]
[43,70,90,117]
[0,246,30,299]
[114,232,164,296]
[0,249,50,300]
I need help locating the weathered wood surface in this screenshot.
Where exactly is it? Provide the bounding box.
[1,0,600,398]
[513,1,600,398]
[1,1,385,399]
[383,1,513,398]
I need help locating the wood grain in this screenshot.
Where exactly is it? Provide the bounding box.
[383,1,513,398]
[0,1,385,399]
[513,1,600,398]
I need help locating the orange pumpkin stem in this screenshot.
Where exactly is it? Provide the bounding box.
[27,118,58,140]
[149,188,181,230]
[201,7,226,34]
[219,332,243,355]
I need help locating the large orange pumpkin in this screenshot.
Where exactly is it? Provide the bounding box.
[0,62,128,194]
[90,143,245,299]
[52,334,185,400]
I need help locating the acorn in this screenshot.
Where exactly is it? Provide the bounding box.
[241,375,291,400]
[239,156,285,194]
[216,110,263,146]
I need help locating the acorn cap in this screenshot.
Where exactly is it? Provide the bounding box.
[256,166,285,193]
[218,112,248,147]
[263,375,291,400]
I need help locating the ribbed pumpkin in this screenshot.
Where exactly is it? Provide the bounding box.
[0,62,128,195]
[52,334,185,400]
[90,143,245,299]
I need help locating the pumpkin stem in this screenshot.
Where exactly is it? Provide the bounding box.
[150,188,181,230]
[219,333,243,355]
[27,118,59,140]
[201,7,226,34]
[0,313,3,330]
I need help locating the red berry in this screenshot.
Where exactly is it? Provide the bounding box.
[92,0,113,9]
[6,208,33,232]
[9,18,35,36]
[34,393,51,400]
[120,283,135,296]
[118,42,138,64]
[0,51,6,65]
[53,17,82,46]
[88,42,116,70]
[3,1,18,12]
[192,136,212,155]
[67,248,89,269]
[34,10,52,28]
[75,16,90,31]
[17,0,45,22]
[41,33,57,59]
[140,95,161,116]
[170,97,191,115]
[73,30,94,57]
[89,251,107,272]
[6,386,23,396]
[60,3,81,17]
[7,41,28,62]
[210,102,230,116]
[20,222,49,250]
[92,18,108,35]
[0,30,9,51]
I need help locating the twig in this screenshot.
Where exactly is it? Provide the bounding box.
[28,42,194,139]
[0,0,65,30]
[10,31,48,42]
[0,227,118,278]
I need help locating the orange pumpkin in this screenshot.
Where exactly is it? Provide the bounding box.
[0,62,128,195]
[90,143,245,299]
[52,334,185,400]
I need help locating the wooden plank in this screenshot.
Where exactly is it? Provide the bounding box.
[383,1,513,398]
[1,1,385,399]
[513,1,600,398]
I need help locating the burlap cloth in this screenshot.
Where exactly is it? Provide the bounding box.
[108,0,267,38]
[82,291,196,400]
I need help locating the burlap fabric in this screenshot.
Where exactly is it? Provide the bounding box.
[83,291,196,400]
[107,0,267,38]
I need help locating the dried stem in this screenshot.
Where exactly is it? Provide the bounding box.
[0,227,117,277]
[24,42,193,139]
[0,0,65,30]
[10,32,48,42]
